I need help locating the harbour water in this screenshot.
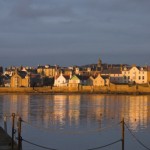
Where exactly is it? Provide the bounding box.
[0,94,150,150]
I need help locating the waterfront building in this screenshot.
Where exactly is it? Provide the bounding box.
[42,76,54,86]
[101,67,123,84]
[21,66,37,74]
[11,70,30,87]
[61,68,73,76]
[10,70,42,87]
[101,64,149,85]
[147,67,150,84]
[122,65,148,84]
[93,74,109,86]
[37,65,60,77]
[54,73,70,87]
[69,75,89,87]
[86,76,95,86]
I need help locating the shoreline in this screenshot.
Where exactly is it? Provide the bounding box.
[0,86,150,95]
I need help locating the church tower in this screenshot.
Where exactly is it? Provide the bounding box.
[97,57,102,68]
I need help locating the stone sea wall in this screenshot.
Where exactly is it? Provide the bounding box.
[0,84,150,94]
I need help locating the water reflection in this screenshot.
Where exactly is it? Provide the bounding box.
[124,96,148,131]
[0,94,150,132]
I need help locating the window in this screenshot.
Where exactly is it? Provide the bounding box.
[124,76,126,80]
[143,76,144,80]
[14,77,19,87]
[139,76,141,80]
[128,76,130,79]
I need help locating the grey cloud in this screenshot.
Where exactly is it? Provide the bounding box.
[11,0,74,19]
[0,0,150,66]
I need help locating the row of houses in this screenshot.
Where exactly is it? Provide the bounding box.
[6,65,150,87]
[54,73,109,87]
[0,58,150,87]
[102,65,150,84]
[7,70,109,87]
[53,65,150,87]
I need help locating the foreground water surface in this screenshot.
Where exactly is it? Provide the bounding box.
[0,94,150,150]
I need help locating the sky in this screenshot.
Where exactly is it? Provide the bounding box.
[0,0,150,67]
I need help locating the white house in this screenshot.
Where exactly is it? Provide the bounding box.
[122,66,148,84]
[54,73,70,86]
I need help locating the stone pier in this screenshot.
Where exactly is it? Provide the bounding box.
[0,127,17,150]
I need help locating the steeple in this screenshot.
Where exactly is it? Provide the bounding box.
[97,57,102,67]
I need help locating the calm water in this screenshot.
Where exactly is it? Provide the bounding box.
[0,94,150,150]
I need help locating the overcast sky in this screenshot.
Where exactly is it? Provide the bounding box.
[0,0,150,67]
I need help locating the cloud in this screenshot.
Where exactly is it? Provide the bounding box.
[10,0,74,20]
[0,0,150,66]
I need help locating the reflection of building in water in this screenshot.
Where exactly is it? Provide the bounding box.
[42,95,57,128]
[68,95,81,126]
[29,95,150,130]
[49,95,81,127]
[104,95,123,121]
[42,96,51,128]
[125,96,148,130]
[86,95,105,126]
[19,95,30,121]
[1,94,150,132]
[102,95,149,131]
[8,95,18,113]
[52,95,68,127]
[2,95,29,121]
[29,95,52,127]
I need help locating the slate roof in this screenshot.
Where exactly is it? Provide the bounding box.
[37,65,56,69]
[55,74,70,80]
[76,75,90,80]
[18,71,27,78]
[101,75,109,79]
[63,75,70,80]
[123,66,148,71]
[101,68,121,74]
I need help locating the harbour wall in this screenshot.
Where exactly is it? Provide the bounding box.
[0,84,150,94]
